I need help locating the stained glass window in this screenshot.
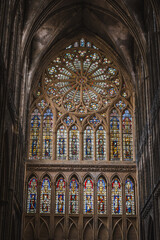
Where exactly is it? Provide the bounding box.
[84,177,94,214]
[40,177,51,213]
[122,110,133,161]
[97,177,107,214]
[69,125,79,160]
[43,109,53,158]
[45,40,120,114]
[84,126,94,160]
[57,125,67,160]
[110,109,120,161]
[96,126,106,160]
[55,177,65,214]
[112,177,122,214]
[125,177,135,215]
[69,177,79,214]
[29,109,41,159]
[27,177,37,213]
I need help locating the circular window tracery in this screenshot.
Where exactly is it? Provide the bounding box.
[44,39,121,114]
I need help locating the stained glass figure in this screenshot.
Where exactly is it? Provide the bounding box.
[84,126,94,160]
[112,177,122,214]
[57,125,67,160]
[96,126,106,160]
[69,125,79,160]
[69,177,79,214]
[56,177,65,214]
[84,177,94,214]
[40,177,51,213]
[29,109,41,159]
[125,177,135,215]
[110,109,120,161]
[122,110,133,161]
[97,177,107,214]
[43,109,53,158]
[27,177,37,213]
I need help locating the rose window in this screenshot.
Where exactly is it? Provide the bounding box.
[45,38,121,114]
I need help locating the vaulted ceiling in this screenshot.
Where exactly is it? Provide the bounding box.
[22,0,146,90]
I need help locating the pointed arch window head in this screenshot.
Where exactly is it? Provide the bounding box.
[69,125,79,160]
[96,126,106,160]
[69,177,79,214]
[57,125,67,160]
[29,109,41,159]
[43,109,53,158]
[84,177,94,214]
[55,177,65,214]
[122,110,133,161]
[125,177,135,215]
[27,177,37,213]
[110,109,120,161]
[97,177,107,214]
[112,177,122,214]
[84,126,94,160]
[40,177,51,213]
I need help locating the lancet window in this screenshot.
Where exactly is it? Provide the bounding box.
[97,177,107,214]
[69,177,79,214]
[27,177,37,213]
[69,126,79,160]
[125,177,135,215]
[111,177,122,214]
[40,176,51,213]
[84,177,94,214]
[43,109,53,158]
[55,176,65,214]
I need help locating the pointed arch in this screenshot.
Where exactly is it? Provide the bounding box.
[84,125,94,160]
[55,176,65,214]
[110,109,120,161]
[83,176,94,214]
[69,125,79,160]
[29,109,41,159]
[125,176,135,215]
[57,125,67,160]
[96,125,106,160]
[122,109,133,161]
[69,176,79,214]
[97,176,107,214]
[27,176,38,213]
[42,108,53,159]
[111,176,122,214]
[40,176,51,213]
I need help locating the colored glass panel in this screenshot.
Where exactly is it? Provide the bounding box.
[97,177,107,214]
[125,178,135,215]
[29,109,41,159]
[122,110,133,161]
[69,178,79,214]
[57,125,67,160]
[110,109,120,160]
[84,178,94,214]
[96,126,106,160]
[112,177,122,214]
[69,125,79,160]
[27,177,37,213]
[43,109,53,158]
[45,38,120,114]
[40,177,51,213]
[56,177,65,214]
[84,126,94,160]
